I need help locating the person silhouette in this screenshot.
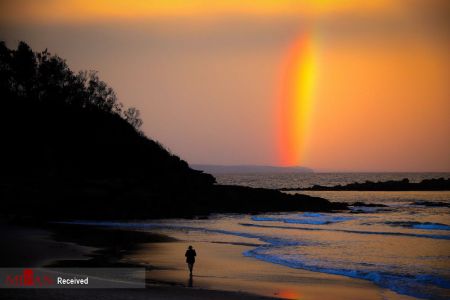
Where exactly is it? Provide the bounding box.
[185,245,197,275]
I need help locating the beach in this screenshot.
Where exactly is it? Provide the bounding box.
[0,221,417,300]
[131,239,415,300]
[0,222,273,300]
[1,173,449,300]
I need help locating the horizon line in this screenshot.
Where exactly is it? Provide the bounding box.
[190,164,450,173]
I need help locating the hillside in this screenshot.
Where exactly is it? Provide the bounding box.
[0,41,346,220]
[0,41,213,185]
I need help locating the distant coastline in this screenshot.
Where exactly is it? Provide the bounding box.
[191,164,314,174]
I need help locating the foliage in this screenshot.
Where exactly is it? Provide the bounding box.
[0,41,215,186]
[0,41,142,130]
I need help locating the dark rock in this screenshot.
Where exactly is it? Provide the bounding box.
[287,177,450,191]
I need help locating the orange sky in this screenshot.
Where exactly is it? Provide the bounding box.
[1,1,396,22]
[1,0,449,171]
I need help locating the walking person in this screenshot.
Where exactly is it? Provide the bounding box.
[185,245,197,275]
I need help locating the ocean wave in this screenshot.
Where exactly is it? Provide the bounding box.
[68,219,450,241]
[62,220,310,247]
[244,249,450,300]
[385,221,450,231]
[302,212,323,217]
[412,200,450,208]
[65,220,450,299]
[239,223,450,240]
[251,213,354,225]
[350,206,390,213]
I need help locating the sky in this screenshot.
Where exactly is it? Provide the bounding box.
[1,0,449,172]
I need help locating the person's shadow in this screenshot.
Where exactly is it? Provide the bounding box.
[188,274,193,287]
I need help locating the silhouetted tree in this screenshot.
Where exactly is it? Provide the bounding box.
[0,41,215,186]
[123,107,143,130]
[0,41,142,127]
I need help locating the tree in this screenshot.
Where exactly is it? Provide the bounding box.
[123,107,143,130]
[0,41,142,130]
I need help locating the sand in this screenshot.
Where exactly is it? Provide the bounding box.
[0,223,95,267]
[127,240,417,300]
[0,222,418,300]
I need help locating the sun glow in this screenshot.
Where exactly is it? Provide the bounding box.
[0,0,394,24]
[278,31,319,166]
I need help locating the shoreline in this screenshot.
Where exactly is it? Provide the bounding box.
[125,230,417,300]
[0,221,418,300]
[0,221,277,300]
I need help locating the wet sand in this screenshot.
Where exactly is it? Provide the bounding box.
[0,222,418,300]
[0,222,275,300]
[128,240,417,300]
[0,222,95,267]
[0,286,277,300]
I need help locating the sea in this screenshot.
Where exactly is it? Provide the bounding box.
[75,172,450,300]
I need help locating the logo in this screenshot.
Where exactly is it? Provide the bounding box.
[5,269,54,287]
[1,267,145,289]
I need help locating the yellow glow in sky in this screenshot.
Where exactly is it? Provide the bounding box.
[279,32,319,166]
[1,0,393,23]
